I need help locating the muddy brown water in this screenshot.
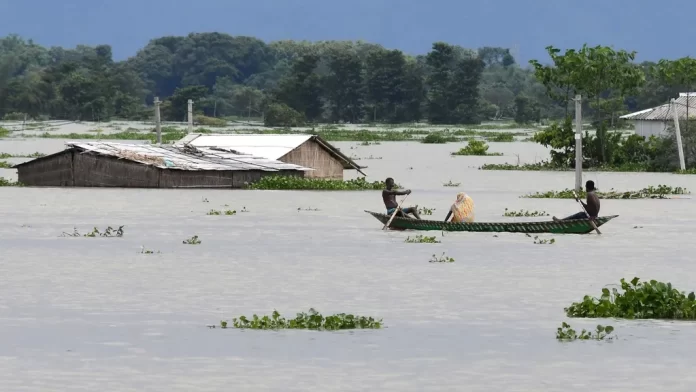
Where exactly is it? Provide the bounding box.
[2,137,696,391]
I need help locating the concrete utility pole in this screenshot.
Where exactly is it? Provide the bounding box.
[574,95,583,192]
[671,98,686,170]
[154,97,162,144]
[187,99,194,134]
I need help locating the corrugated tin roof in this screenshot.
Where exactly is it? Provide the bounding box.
[175,134,313,160]
[49,142,313,172]
[621,95,696,121]
[175,133,366,175]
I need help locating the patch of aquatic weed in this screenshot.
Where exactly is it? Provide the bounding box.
[521,185,689,199]
[246,176,400,190]
[215,309,383,330]
[0,178,23,187]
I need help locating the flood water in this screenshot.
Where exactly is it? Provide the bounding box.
[2,137,696,391]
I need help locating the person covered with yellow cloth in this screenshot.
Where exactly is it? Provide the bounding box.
[444,192,475,223]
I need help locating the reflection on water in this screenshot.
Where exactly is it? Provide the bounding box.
[2,138,696,391]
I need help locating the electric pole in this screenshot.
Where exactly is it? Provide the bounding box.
[154,97,162,144]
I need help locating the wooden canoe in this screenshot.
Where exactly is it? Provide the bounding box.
[365,210,618,234]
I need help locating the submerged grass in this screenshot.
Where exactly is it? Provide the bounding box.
[247,176,398,190]
[521,185,689,199]
[405,235,440,243]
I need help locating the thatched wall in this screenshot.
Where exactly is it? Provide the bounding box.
[17,150,74,186]
[16,148,304,188]
[280,140,344,179]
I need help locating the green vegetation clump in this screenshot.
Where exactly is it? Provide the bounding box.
[556,322,614,341]
[503,208,549,217]
[0,127,10,138]
[488,133,515,142]
[207,209,237,215]
[565,277,696,319]
[405,235,440,243]
[183,235,201,244]
[247,176,398,190]
[442,180,460,187]
[422,132,457,144]
[61,226,124,237]
[418,206,435,215]
[0,161,11,168]
[522,185,689,199]
[429,252,455,263]
[533,236,555,244]
[451,140,501,156]
[264,103,305,127]
[0,152,45,158]
[221,309,382,330]
[0,177,22,186]
[480,162,558,171]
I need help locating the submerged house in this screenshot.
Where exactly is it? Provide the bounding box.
[175,134,365,179]
[13,142,312,188]
[620,93,696,138]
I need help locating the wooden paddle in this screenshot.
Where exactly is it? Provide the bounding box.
[573,190,601,235]
[383,194,409,230]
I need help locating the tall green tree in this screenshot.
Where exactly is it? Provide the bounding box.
[324,50,365,122]
[275,54,323,122]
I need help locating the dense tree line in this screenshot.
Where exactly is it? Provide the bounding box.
[0,33,689,125]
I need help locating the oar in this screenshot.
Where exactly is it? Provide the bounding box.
[383,195,409,230]
[573,190,601,235]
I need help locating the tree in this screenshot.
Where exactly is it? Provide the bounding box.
[165,85,208,121]
[656,57,696,134]
[529,44,645,165]
[264,103,304,126]
[324,49,365,123]
[275,54,323,122]
[426,43,483,124]
[514,95,540,124]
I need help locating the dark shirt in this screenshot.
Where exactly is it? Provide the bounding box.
[382,189,405,209]
[585,191,600,217]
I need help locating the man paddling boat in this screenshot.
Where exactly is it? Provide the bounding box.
[383,177,421,219]
[553,180,600,221]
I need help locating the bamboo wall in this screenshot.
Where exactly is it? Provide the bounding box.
[280,140,344,179]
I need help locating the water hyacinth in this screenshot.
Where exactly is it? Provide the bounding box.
[221,309,382,330]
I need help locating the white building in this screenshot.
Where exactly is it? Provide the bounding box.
[620,93,696,138]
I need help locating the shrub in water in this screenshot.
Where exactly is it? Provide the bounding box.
[247,176,399,190]
[221,309,382,330]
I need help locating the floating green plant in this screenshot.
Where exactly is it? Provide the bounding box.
[442,180,460,187]
[297,207,320,211]
[405,235,440,243]
[556,322,614,341]
[418,206,435,215]
[503,208,549,217]
[207,209,236,215]
[0,161,11,168]
[533,236,555,244]
[61,226,124,237]
[451,140,502,156]
[218,309,382,330]
[429,252,455,263]
[521,185,689,199]
[565,277,696,319]
[247,176,400,190]
[183,235,201,245]
[140,246,161,254]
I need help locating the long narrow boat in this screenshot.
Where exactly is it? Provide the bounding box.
[365,210,618,234]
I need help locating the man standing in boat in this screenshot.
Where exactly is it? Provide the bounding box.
[553,180,600,221]
[383,177,421,219]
